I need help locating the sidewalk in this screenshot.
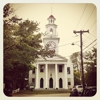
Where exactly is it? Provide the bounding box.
[12,93,70,97]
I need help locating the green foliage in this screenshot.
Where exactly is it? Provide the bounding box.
[74,70,81,85]
[84,48,97,86]
[3,3,14,18]
[4,18,41,88]
[70,47,97,86]
[85,67,96,86]
[84,47,97,65]
[3,3,55,89]
[70,52,80,71]
[70,52,81,85]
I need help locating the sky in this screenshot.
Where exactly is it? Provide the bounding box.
[10,3,97,59]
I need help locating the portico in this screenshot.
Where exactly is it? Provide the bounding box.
[35,58,68,89]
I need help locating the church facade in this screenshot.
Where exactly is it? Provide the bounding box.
[29,15,74,89]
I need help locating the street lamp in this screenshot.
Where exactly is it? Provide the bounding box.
[71,43,80,47]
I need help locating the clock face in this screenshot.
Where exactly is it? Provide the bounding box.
[45,41,56,50]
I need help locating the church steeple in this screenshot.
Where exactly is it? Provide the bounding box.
[43,15,60,54]
[47,15,56,24]
[45,15,57,37]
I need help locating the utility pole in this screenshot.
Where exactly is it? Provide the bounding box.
[73,30,89,89]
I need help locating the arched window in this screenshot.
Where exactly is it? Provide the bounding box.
[51,19,52,23]
[50,28,53,32]
[49,78,53,88]
[53,20,54,23]
[59,78,63,88]
[40,78,44,88]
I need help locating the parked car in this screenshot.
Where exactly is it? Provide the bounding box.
[29,83,35,91]
[70,88,79,96]
[72,85,83,93]
[80,86,96,97]
[70,85,86,96]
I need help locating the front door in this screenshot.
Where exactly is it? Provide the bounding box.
[59,78,63,88]
[49,78,53,88]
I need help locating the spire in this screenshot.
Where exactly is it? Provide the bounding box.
[47,15,56,20]
[51,7,52,15]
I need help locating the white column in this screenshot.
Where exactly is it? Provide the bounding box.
[35,64,39,89]
[29,70,32,84]
[64,64,68,89]
[45,64,48,89]
[55,64,58,89]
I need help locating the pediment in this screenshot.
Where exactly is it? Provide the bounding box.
[36,54,67,62]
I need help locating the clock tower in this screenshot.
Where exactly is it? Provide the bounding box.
[43,15,60,54]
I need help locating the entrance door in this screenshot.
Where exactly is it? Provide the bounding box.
[49,78,53,88]
[40,78,43,88]
[59,78,63,88]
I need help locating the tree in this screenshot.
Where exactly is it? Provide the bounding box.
[84,48,97,86]
[4,3,23,89]
[3,3,13,18]
[70,52,81,85]
[70,52,80,71]
[74,70,81,85]
[3,3,55,89]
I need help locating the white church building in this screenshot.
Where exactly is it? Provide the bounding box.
[29,15,74,89]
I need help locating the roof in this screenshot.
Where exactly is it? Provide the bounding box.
[48,15,56,20]
[36,53,68,62]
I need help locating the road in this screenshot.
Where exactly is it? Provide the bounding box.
[12,93,70,97]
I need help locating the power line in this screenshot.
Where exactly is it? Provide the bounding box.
[90,28,97,37]
[84,39,96,47]
[52,42,96,60]
[44,41,80,50]
[60,35,79,42]
[75,4,88,29]
[53,43,96,60]
[80,6,96,47]
[83,40,96,50]
[56,44,97,60]
[84,43,97,52]
[89,20,97,30]
[58,41,79,48]
[82,6,96,29]
[83,35,96,45]
[54,42,97,60]
[83,28,96,43]
[82,27,97,42]
[83,39,97,51]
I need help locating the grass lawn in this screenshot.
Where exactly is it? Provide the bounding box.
[17,89,71,94]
